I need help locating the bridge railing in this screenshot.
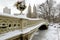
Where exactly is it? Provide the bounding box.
[0,17,48,35]
[0,17,49,40]
[21,18,47,29]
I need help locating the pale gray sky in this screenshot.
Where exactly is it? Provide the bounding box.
[0,0,60,14]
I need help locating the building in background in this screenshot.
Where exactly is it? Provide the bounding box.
[32,5,37,18]
[27,4,38,18]
[3,7,11,14]
[27,4,32,18]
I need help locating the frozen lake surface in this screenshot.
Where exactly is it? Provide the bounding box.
[32,23,60,40]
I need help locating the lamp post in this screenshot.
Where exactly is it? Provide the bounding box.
[14,0,26,40]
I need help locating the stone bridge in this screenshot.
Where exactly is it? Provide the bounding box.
[0,14,49,40]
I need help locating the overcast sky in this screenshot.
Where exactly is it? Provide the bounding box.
[0,0,60,14]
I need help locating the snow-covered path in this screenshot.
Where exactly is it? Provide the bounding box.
[32,23,60,40]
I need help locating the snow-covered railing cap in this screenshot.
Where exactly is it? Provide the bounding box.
[0,12,29,19]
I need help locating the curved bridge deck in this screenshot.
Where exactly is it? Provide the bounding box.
[0,16,49,40]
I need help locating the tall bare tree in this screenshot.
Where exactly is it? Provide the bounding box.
[57,4,60,22]
[51,7,56,22]
[37,0,56,22]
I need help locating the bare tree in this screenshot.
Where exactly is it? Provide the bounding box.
[37,0,56,22]
[37,3,48,19]
[57,4,60,22]
[51,7,56,22]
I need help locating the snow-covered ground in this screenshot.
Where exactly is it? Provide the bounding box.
[32,23,60,40]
